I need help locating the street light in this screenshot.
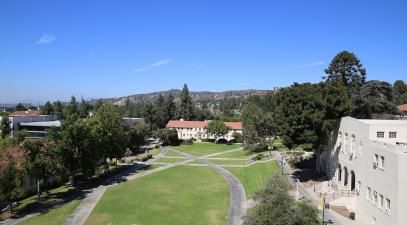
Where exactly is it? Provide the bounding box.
[279,158,285,175]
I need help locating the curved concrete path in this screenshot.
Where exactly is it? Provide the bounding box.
[170,148,247,225]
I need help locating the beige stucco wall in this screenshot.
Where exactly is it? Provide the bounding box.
[320,117,407,225]
[172,127,242,141]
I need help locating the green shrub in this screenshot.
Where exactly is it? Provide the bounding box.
[182,138,194,145]
[140,154,153,162]
[252,153,264,161]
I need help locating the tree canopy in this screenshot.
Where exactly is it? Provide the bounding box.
[323,51,366,86]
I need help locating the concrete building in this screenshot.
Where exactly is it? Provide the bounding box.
[320,117,407,225]
[121,117,145,128]
[166,120,243,142]
[9,110,60,139]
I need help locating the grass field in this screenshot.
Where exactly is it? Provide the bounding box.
[165,150,186,157]
[208,159,247,165]
[210,150,252,159]
[226,161,280,197]
[20,199,81,225]
[173,142,240,156]
[153,157,188,164]
[85,166,230,225]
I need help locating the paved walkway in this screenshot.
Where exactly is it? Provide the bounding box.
[273,151,356,225]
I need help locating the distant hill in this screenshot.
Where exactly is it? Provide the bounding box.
[91,89,272,106]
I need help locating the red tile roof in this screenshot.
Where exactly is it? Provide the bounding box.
[10,110,41,116]
[166,120,243,130]
[398,104,407,112]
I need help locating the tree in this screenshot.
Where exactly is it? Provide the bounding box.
[57,118,99,183]
[273,83,325,150]
[0,157,21,213]
[323,51,366,86]
[65,96,79,119]
[91,103,127,171]
[243,174,319,225]
[42,101,54,115]
[15,103,27,111]
[205,120,230,141]
[232,132,243,143]
[180,84,194,120]
[1,116,11,138]
[53,100,64,119]
[22,140,62,201]
[393,80,407,105]
[351,80,396,118]
[165,93,177,120]
[78,98,92,118]
[155,128,180,146]
[128,123,149,149]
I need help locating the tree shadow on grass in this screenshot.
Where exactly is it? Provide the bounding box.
[7,164,153,220]
[291,157,327,183]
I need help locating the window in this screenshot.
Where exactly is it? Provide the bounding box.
[379,194,384,208]
[386,198,391,212]
[389,132,397,138]
[351,136,356,154]
[374,154,379,163]
[367,187,371,200]
[377,132,384,138]
[380,156,385,169]
[373,191,378,204]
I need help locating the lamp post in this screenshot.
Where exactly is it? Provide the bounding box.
[322,196,326,225]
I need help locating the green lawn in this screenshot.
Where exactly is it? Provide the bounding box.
[172,142,240,156]
[210,150,252,159]
[226,161,280,197]
[85,166,230,225]
[20,199,81,225]
[208,159,247,165]
[153,157,187,164]
[165,150,186,157]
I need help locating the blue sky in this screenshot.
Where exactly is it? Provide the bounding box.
[1,0,406,103]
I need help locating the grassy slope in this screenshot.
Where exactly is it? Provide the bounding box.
[208,159,247,165]
[173,142,240,156]
[226,161,280,197]
[153,157,187,163]
[20,199,81,225]
[85,166,230,225]
[209,150,252,159]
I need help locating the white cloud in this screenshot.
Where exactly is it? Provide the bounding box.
[299,61,324,67]
[36,34,56,44]
[132,59,172,73]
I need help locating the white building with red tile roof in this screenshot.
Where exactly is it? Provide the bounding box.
[166,120,243,141]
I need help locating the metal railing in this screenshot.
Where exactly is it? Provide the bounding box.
[324,190,356,203]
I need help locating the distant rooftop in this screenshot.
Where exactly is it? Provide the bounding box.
[357,119,407,126]
[10,110,41,117]
[398,104,407,112]
[167,120,243,130]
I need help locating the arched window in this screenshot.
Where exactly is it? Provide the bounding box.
[351,135,356,155]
